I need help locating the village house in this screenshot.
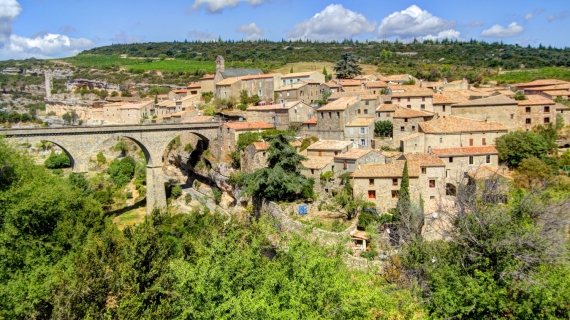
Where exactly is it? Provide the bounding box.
[431,146,500,195]
[361,81,388,94]
[354,75,379,82]
[214,121,275,159]
[389,88,435,112]
[376,103,398,121]
[241,141,269,174]
[154,99,177,116]
[102,102,126,123]
[333,149,385,173]
[315,96,360,140]
[432,91,468,117]
[306,140,353,157]
[344,117,375,148]
[449,94,519,131]
[400,116,508,154]
[168,89,188,100]
[467,166,513,203]
[200,74,215,93]
[320,81,342,94]
[275,80,322,105]
[280,71,325,86]
[556,103,570,125]
[245,101,315,130]
[379,74,418,84]
[516,94,557,130]
[215,77,242,100]
[392,107,435,145]
[239,73,282,102]
[187,83,201,96]
[119,101,154,124]
[399,153,447,201]
[299,117,318,138]
[515,79,570,93]
[337,79,361,92]
[213,55,263,85]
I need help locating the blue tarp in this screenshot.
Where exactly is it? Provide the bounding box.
[298,205,307,215]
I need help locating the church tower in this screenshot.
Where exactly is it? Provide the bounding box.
[215,55,225,73]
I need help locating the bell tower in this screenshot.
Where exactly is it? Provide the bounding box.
[215,55,225,73]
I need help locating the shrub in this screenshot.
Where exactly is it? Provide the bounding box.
[358,211,379,228]
[212,186,222,204]
[184,193,192,204]
[107,156,135,187]
[44,151,71,169]
[184,143,194,152]
[96,152,106,166]
[170,185,182,200]
[237,104,247,111]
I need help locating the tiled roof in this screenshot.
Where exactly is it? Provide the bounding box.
[542,90,570,96]
[338,79,361,86]
[361,94,379,100]
[172,89,187,94]
[281,71,318,79]
[187,83,201,89]
[515,79,569,87]
[104,102,127,107]
[180,94,199,101]
[329,90,377,100]
[555,102,570,110]
[400,153,445,167]
[451,94,517,107]
[247,101,305,111]
[381,151,402,158]
[420,116,507,134]
[182,116,214,123]
[432,146,498,156]
[216,77,242,86]
[252,141,270,151]
[377,104,398,111]
[303,117,317,124]
[334,149,372,160]
[447,88,492,99]
[517,94,556,106]
[318,96,359,111]
[524,84,570,91]
[433,91,469,104]
[468,166,513,180]
[307,140,353,151]
[221,68,263,78]
[363,81,388,88]
[275,82,308,91]
[400,132,424,141]
[301,156,334,169]
[391,89,434,98]
[494,90,516,96]
[222,121,274,131]
[240,73,279,80]
[119,101,152,109]
[380,74,412,81]
[345,117,376,127]
[157,100,176,107]
[322,81,341,88]
[351,160,420,178]
[394,107,434,119]
[201,74,215,80]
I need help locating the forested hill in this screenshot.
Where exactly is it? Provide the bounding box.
[82,39,570,72]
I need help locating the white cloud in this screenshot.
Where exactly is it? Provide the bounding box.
[188,0,268,13]
[187,29,218,41]
[423,29,461,41]
[110,30,144,44]
[0,33,94,59]
[481,22,524,37]
[525,13,533,20]
[237,23,263,40]
[377,5,457,39]
[287,4,376,41]
[0,0,22,46]
[525,8,544,21]
[547,10,568,22]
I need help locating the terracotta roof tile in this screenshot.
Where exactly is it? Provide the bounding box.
[452,94,516,107]
[302,156,334,169]
[275,82,308,91]
[542,90,570,96]
[172,89,187,94]
[380,74,413,81]
[322,81,341,88]
[391,88,434,98]
[182,116,215,123]
[338,79,361,86]
[516,79,569,87]
[420,116,507,134]
[351,160,420,178]
[400,132,424,141]
[303,117,317,124]
[363,81,388,88]
[187,83,201,89]
[222,121,274,131]
[329,90,377,100]
[282,71,319,79]
[201,74,215,80]
[318,96,359,111]
[377,104,398,111]
[394,107,434,118]
[468,166,513,180]
[432,146,499,156]
[345,117,375,127]
[252,141,270,151]
[307,140,353,151]
[240,73,279,80]
[334,149,372,160]
[119,101,152,109]
[400,153,445,167]
[517,94,555,106]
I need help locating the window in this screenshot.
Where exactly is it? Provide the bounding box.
[343,160,347,169]
[287,92,290,97]
[358,109,361,114]
[412,125,416,131]
[360,139,366,146]
[421,167,426,174]
[359,127,366,134]
[429,180,436,188]
[544,117,550,124]
[544,106,550,113]
[349,128,354,134]
[392,178,398,186]
[329,112,331,118]
[386,112,391,117]
[422,97,426,102]
[449,157,453,163]
[400,126,405,131]
[510,114,514,119]
[397,98,401,102]
[526,118,532,124]
[407,97,411,102]
[430,196,435,200]
[407,105,411,109]
[442,105,446,112]
[469,138,474,146]
[365,101,369,106]
[318,151,322,157]
[482,138,486,145]
[404,118,408,123]
[311,169,314,174]
[486,155,491,163]
[391,190,399,199]
[364,109,368,114]
[369,179,374,186]
[368,190,376,199]
[439,137,443,143]
[336,112,340,118]
[320,112,323,118]
[469,156,474,164]
[421,104,425,109]
[525,107,531,114]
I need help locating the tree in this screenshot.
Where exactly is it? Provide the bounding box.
[534,123,559,154]
[121,91,132,97]
[62,110,78,125]
[514,156,553,188]
[240,133,310,215]
[333,53,363,79]
[513,91,527,100]
[114,140,129,157]
[374,120,393,137]
[107,156,136,187]
[392,161,424,243]
[239,90,250,105]
[96,152,106,166]
[495,131,548,167]
[201,91,213,103]
[333,182,374,220]
[98,90,109,100]
[44,151,71,169]
[35,140,52,151]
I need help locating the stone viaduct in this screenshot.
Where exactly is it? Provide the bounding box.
[1,123,221,214]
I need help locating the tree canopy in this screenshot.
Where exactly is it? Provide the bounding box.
[495,131,548,167]
[333,53,363,79]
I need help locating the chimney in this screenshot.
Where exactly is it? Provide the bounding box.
[428,146,432,154]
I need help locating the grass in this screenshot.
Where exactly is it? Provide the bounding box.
[112,206,146,230]
[487,67,570,83]
[274,61,378,76]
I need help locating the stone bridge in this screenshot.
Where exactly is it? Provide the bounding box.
[1,122,221,214]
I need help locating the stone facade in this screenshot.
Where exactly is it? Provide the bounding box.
[246,101,315,130]
[240,73,282,102]
[450,95,520,132]
[213,121,275,160]
[517,95,557,130]
[316,96,360,140]
[280,71,325,86]
[241,141,269,174]
[390,89,435,112]
[333,149,385,174]
[344,117,375,148]
[392,107,435,146]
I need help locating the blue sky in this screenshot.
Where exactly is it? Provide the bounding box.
[0,0,569,60]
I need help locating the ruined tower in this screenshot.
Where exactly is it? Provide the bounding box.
[44,70,53,98]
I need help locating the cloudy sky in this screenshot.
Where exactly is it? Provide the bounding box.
[0,0,569,60]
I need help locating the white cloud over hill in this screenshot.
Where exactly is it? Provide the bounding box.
[481,22,524,37]
[378,5,459,40]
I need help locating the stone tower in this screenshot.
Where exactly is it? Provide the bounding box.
[44,69,53,98]
[215,55,225,73]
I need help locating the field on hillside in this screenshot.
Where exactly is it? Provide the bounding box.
[274,61,378,76]
[487,67,570,83]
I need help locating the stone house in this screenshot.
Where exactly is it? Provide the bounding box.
[239,73,282,102]
[215,77,242,100]
[241,141,269,174]
[320,81,341,94]
[315,96,360,140]
[351,153,445,213]
[306,140,353,157]
[450,94,519,132]
[400,116,508,154]
[280,71,325,86]
[516,95,557,130]
[200,74,215,93]
[540,90,570,100]
[214,121,275,160]
[119,101,154,124]
[515,79,570,93]
[431,146,500,195]
[187,83,201,96]
[154,100,178,116]
[344,117,375,148]
[354,75,379,82]
[379,74,418,84]
[275,81,321,105]
[299,117,318,138]
[443,79,468,90]
[376,103,398,121]
[213,55,263,85]
[301,156,336,193]
[245,101,315,130]
[392,107,435,146]
[556,103,570,126]
[102,102,125,123]
[432,91,468,117]
[168,89,187,100]
[338,79,361,92]
[361,81,388,94]
[467,166,513,202]
[389,88,435,112]
[333,149,385,174]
